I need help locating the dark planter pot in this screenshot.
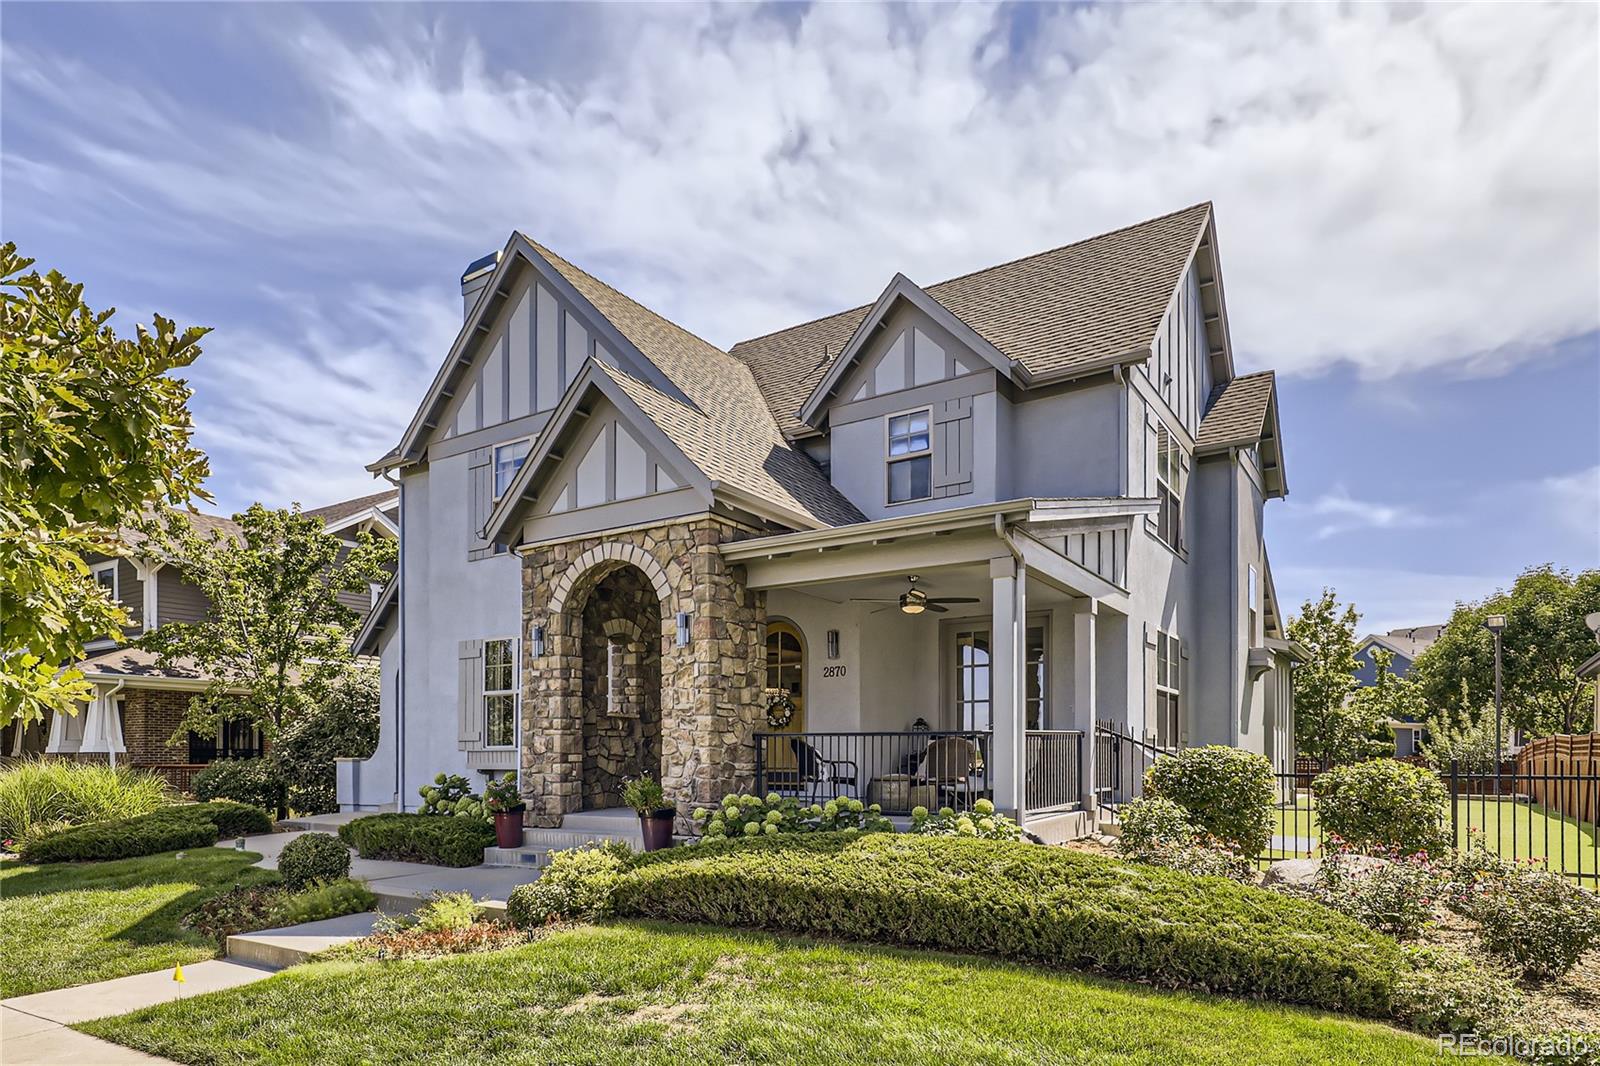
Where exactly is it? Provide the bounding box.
[493,809,526,849]
[639,808,676,852]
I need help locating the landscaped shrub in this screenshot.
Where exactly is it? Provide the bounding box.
[1438,835,1520,916]
[1116,796,1201,852]
[1312,844,1442,940]
[396,891,481,934]
[1143,746,1274,856]
[192,758,284,814]
[337,812,494,867]
[1469,869,1600,979]
[1391,946,1521,1036]
[506,841,632,928]
[0,758,172,841]
[270,879,375,927]
[692,792,894,840]
[184,879,374,940]
[274,668,380,816]
[613,832,1406,1017]
[276,832,351,890]
[909,799,1022,840]
[1312,760,1449,855]
[417,773,487,821]
[16,801,270,863]
[332,921,525,961]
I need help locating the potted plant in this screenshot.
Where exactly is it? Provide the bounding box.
[484,773,526,849]
[622,775,675,852]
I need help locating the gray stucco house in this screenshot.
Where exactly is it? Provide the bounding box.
[1354,624,1442,756]
[340,202,1298,840]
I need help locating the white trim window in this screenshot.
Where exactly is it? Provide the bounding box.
[483,637,517,748]
[90,560,119,602]
[1247,565,1260,646]
[1155,630,1182,747]
[1155,425,1183,550]
[886,408,932,504]
[493,438,533,500]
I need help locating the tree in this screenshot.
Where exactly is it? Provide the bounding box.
[1,244,210,726]
[1286,588,1381,765]
[138,504,396,744]
[1413,566,1600,737]
[1346,647,1426,756]
[274,667,381,814]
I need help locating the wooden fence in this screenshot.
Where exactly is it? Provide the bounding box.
[1517,733,1600,825]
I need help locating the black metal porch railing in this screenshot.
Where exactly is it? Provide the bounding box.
[754,730,992,815]
[1093,719,1176,814]
[1023,730,1083,814]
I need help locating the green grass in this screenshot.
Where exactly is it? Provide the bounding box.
[79,922,1459,1066]
[1268,796,1600,874]
[0,848,274,998]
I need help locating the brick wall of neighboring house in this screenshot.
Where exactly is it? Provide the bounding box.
[120,688,194,765]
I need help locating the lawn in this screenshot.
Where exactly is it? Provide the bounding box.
[0,847,274,998]
[1269,796,1599,875]
[80,922,1457,1066]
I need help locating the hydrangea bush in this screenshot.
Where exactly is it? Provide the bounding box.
[691,793,894,841]
[908,799,1022,840]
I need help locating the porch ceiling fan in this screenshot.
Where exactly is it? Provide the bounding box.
[852,575,980,616]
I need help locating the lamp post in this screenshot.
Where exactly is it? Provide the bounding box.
[1484,614,1506,779]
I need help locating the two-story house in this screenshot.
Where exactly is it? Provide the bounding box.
[1354,624,1443,756]
[342,202,1298,840]
[13,492,398,791]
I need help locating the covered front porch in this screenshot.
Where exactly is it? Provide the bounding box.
[724,498,1155,834]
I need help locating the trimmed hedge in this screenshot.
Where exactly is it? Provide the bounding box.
[277,832,352,890]
[613,833,1405,1017]
[337,813,495,868]
[17,801,272,863]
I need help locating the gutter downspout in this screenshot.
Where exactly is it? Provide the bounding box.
[103,678,126,769]
[382,469,405,812]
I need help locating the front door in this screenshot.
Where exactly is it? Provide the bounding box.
[764,621,806,774]
[949,624,1047,731]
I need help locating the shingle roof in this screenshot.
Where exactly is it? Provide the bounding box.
[731,202,1213,436]
[1195,371,1275,452]
[303,489,398,524]
[524,239,865,528]
[74,646,209,681]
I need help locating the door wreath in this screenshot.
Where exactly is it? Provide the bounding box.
[765,689,797,729]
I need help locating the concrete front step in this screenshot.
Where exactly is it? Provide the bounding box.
[481,813,647,867]
[225,912,378,969]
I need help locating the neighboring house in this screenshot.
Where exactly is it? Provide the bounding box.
[1354,624,1442,757]
[4,492,398,790]
[343,202,1300,840]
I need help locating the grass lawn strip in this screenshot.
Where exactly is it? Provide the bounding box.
[79,922,1470,1066]
[0,848,274,998]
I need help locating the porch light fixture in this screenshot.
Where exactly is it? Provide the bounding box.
[826,630,840,659]
[676,611,691,647]
[531,624,546,658]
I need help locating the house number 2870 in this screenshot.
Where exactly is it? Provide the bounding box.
[821,665,847,678]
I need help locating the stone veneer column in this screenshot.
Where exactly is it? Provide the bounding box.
[520,515,766,829]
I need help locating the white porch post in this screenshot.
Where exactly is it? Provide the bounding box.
[989,556,1026,817]
[1072,600,1098,811]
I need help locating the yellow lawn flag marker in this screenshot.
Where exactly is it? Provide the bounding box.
[173,964,186,984]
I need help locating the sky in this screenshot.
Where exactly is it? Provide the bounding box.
[3,2,1597,634]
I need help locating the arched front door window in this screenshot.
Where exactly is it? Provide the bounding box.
[764,622,806,758]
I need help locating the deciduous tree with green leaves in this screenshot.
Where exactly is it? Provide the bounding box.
[138,504,395,745]
[1413,565,1600,737]
[1,244,210,726]
[1286,589,1389,765]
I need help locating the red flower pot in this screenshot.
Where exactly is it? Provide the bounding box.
[494,810,525,849]
[640,808,676,852]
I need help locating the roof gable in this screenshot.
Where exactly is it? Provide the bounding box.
[732,202,1214,437]
[1195,371,1288,498]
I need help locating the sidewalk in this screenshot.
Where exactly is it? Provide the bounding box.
[1,960,274,1065]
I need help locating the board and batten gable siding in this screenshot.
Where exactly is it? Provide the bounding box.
[1141,262,1213,438]
[433,269,615,445]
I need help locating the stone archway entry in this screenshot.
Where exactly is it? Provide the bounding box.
[579,570,663,808]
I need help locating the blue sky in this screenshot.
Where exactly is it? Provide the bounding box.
[3,3,1596,633]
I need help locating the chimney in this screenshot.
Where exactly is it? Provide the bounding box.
[460,250,501,319]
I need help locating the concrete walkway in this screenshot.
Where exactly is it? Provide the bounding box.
[1,960,274,1065]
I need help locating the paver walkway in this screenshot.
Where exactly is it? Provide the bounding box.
[1,960,273,1065]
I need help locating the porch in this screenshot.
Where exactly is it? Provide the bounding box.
[725,498,1158,833]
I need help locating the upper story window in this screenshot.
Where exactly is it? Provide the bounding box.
[886,409,932,504]
[493,438,533,500]
[483,637,517,748]
[91,560,119,602]
[1247,565,1260,645]
[1155,425,1184,551]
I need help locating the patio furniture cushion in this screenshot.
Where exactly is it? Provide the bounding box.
[916,737,979,783]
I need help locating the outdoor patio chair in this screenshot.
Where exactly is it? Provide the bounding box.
[790,737,860,805]
[914,736,984,809]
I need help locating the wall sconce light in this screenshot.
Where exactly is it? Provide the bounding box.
[676,611,691,647]
[531,624,546,658]
[826,629,840,660]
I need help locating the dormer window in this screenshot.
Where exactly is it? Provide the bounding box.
[886,409,932,504]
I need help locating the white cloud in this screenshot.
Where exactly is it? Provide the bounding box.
[1294,487,1438,540]
[3,4,1597,509]
[1275,564,1505,636]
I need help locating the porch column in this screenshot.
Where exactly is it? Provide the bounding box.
[1072,600,1098,811]
[989,556,1026,817]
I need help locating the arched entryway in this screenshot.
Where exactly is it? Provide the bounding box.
[578,567,663,808]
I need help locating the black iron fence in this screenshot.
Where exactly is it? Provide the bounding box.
[1024,730,1083,814]
[1093,720,1175,813]
[754,730,992,815]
